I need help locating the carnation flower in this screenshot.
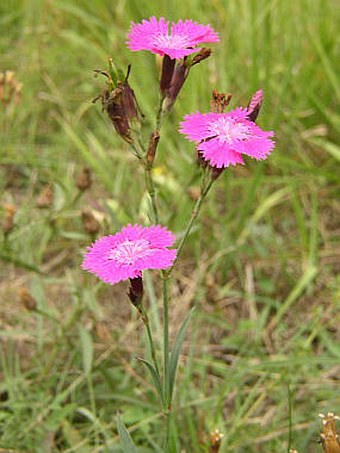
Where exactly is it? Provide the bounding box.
[126,16,219,60]
[179,107,275,168]
[82,224,176,285]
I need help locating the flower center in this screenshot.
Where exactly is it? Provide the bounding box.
[209,118,251,143]
[153,32,190,49]
[109,239,151,265]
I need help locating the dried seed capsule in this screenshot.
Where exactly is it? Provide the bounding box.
[18,287,37,311]
[2,204,16,235]
[319,412,340,453]
[81,208,100,235]
[94,63,140,144]
[76,167,92,191]
[36,185,53,208]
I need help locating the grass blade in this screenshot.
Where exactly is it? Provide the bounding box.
[78,326,93,375]
[308,138,340,162]
[116,413,137,453]
[269,265,318,330]
[168,307,195,401]
[0,252,43,274]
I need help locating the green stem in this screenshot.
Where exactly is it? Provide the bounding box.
[156,96,165,131]
[162,272,170,401]
[142,95,165,224]
[130,141,144,159]
[139,305,160,377]
[144,164,159,224]
[162,271,171,452]
[164,408,171,452]
[169,175,214,273]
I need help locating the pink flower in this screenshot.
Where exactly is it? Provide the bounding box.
[82,224,176,285]
[126,16,219,60]
[179,107,275,168]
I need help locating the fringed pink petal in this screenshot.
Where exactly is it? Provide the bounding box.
[82,224,177,285]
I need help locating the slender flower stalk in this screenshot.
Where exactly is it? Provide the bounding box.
[138,304,161,376]
[162,272,170,400]
[142,131,172,449]
[160,169,213,279]
[144,162,160,224]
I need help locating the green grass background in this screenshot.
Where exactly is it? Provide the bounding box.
[0,0,339,451]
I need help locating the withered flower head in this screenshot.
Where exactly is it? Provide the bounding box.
[76,166,92,191]
[2,204,16,235]
[0,71,23,108]
[319,412,340,453]
[17,287,37,311]
[36,184,53,209]
[93,60,140,144]
[210,90,232,113]
[81,208,100,235]
[208,428,224,452]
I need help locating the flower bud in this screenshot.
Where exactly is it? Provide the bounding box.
[162,48,212,113]
[163,61,190,112]
[246,89,263,122]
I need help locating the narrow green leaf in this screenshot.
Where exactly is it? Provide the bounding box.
[309,29,340,101]
[318,330,340,359]
[309,138,340,162]
[168,307,195,400]
[138,357,164,405]
[61,419,92,453]
[0,253,43,274]
[78,326,93,374]
[116,413,137,453]
[271,265,318,329]
[237,187,290,245]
